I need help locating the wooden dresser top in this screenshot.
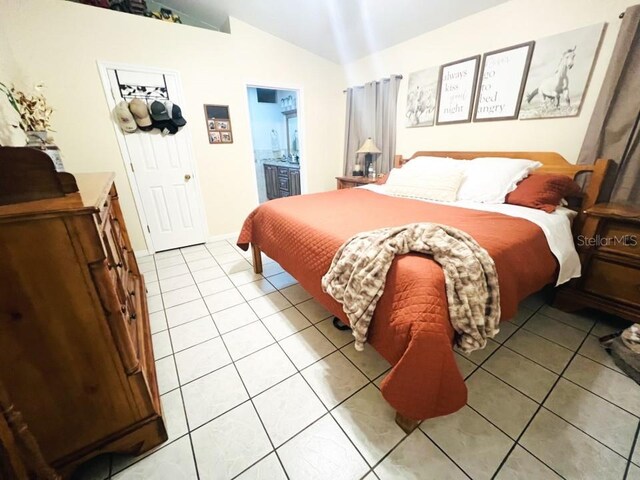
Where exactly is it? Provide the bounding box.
[0,172,115,221]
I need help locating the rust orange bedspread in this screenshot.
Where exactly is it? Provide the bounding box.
[237,188,557,420]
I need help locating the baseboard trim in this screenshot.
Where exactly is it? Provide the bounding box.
[133,233,239,258]
[207,232,240,243]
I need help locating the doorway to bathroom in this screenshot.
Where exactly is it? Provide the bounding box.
[246,86,302,203]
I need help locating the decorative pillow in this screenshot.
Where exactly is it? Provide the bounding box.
[505,174,581,212]
[456,157,542,203]
[401,156,464,173]
[384,166,464,202]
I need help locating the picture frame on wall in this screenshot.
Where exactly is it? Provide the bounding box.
[204,104,233,144]
[473,42,534,122]
[519,23,604,119]
[405,66,439,127]
[436,55,480,125]
[214,120,230,131]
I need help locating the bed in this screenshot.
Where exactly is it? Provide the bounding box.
[237,151,609,432]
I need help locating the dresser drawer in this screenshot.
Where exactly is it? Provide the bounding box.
[598,221,640,258]
[582,257,640,307]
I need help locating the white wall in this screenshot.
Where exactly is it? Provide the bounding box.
[0,24,22,90]
[343,0,635,163]
[0,0,345,251]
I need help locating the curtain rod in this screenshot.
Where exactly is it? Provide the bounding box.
[343,74,403,93]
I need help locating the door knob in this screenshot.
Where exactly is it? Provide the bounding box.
[184,174,192,181]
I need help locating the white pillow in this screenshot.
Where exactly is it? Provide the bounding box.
[384,166,463,202]
[401,156,465,173]
[456,157,542,203]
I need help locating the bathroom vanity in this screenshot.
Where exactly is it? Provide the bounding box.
[264,159,301,199]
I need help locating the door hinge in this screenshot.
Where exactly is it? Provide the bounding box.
[146,225,151,233]
[130,163,135,173]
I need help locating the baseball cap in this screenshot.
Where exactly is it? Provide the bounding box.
[149,100,170,122]
[129,99,153,131]
[164,100,187,128]
[115,101,137,133]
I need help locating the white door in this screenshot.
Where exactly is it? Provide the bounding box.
[102,66,206,252]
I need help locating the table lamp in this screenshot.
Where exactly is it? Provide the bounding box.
[356,138,381,178]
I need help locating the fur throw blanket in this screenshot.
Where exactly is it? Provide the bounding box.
[321,223,500,353]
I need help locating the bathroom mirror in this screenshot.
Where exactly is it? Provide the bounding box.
[285,113,298,156]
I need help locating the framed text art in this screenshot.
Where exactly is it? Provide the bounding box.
[473,42,534,121]
[436,55,480,125]
[204,104,233,144]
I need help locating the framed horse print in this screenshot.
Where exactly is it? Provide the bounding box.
[405,66,439,127]
[473,42,534,122]
[519,23,604,119]
[436,55,480,125]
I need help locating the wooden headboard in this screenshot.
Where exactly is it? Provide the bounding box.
[393,151,610,215]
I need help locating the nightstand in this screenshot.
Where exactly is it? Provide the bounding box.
[554,203,640,322]
[336,176,378,190]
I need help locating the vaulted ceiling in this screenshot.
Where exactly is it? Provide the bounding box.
[156,0,508,63]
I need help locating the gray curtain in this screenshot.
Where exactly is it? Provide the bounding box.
[577,5,640,205]
[343,75,401,175]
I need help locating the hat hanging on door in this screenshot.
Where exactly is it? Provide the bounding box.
[165,100,187,128]
[114,101,137,133]
[129,98,153,131]
[149,100,178,135]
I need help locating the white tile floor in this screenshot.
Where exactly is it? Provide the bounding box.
[72,239,640,480]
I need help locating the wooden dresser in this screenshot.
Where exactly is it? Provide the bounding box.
[555,203,640,323]
[0,148,166,478]
[336,176,378,189]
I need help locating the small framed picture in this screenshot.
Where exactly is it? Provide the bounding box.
[204,104,233,144]
[436,55,480,125]
[215,120,230,130]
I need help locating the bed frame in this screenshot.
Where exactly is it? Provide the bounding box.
[250,151,611,432]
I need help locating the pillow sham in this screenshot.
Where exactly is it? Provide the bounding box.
[401,156,463,173]
[456,157,542,204]
[384,166,463,202]
[505,173,581,213]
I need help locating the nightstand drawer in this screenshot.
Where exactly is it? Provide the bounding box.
[598,221,640,258]
[582,257,640,307]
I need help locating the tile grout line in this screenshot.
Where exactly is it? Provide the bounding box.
[490,318,600,479]
[220,242,387,476]
[412,302,542,480]
[466,323,639,459]
[624,421,640,478]
[183,247,293,480]
[158,251,202,480]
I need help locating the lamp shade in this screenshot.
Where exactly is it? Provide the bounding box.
[356,137,381,154]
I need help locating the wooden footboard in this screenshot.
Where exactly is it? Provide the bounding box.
[251,244,263,274]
